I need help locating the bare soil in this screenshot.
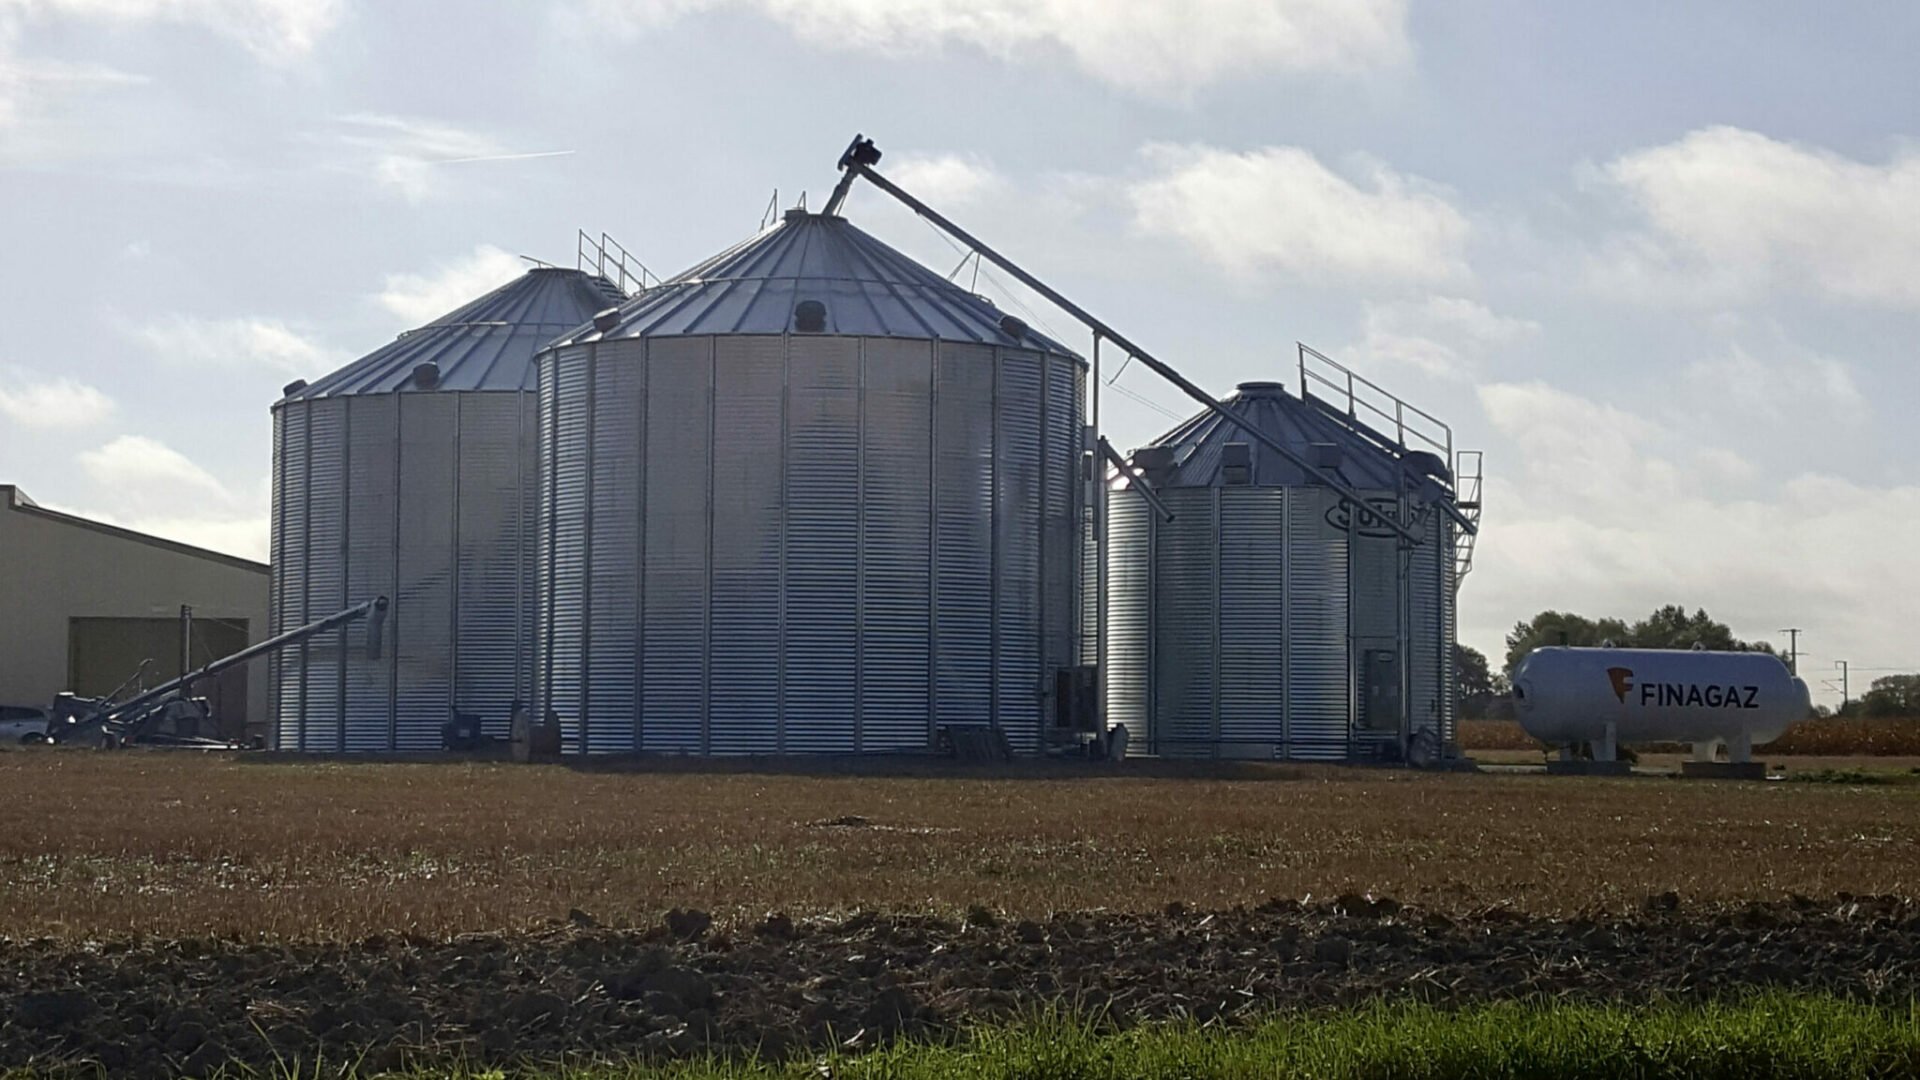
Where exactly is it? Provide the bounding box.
[5,896,1917,1077]
[5,752,1920,942]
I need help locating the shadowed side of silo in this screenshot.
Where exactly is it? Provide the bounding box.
[270,267,625,751]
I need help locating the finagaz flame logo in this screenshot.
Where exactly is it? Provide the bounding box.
[1607,667,1634,704]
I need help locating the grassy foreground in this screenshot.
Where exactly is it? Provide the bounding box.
[275,995,1920,1080]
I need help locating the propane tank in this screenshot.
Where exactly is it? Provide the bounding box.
[1512,647,1808,754]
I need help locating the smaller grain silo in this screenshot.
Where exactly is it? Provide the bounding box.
[1106,354,1475,763]
[271,263,625,752]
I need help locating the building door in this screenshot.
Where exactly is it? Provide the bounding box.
[68,617,250,737]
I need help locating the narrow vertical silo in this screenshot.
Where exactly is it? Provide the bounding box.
[534,209,1085,754]
[270,266,624,751]
[1106,380,1461,761]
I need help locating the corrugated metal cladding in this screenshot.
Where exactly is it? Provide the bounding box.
[1105,381,1457,762]
[536,211,1085,754]
[270,267,621,752]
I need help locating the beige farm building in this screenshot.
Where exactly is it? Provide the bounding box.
[0,485,271,740]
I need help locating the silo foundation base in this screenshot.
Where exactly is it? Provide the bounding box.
[1545,759,1633,777]
[1679,761,1768,781]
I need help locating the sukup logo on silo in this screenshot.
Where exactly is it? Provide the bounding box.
[1323,497,1401,539]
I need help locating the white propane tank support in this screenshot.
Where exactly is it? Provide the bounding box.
[1596,721,1618,763]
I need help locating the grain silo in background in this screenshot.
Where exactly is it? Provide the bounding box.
[1106,349,1479,763]
[534,208,1085,755]
[271,261,627,751]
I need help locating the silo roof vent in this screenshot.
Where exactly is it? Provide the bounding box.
[411,361,441,389]
[794,300,828,333]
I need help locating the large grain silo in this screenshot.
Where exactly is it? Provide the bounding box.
[535,208,1085,755]
[1106,370,1469,762]
[271,266,624,751]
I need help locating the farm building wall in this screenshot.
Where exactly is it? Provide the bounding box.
[0,485,270,738]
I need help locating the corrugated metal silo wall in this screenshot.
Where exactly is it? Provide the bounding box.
[1151,488,1215,756]
[271,392,538,751]
[1218,488,1287,754]
[1106,485,1354,760]
[1283,487,1351,760]
[536,335,1082,753]
[1104,491,1151,752]
[1408,516,1455,744]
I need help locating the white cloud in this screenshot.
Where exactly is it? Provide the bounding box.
[1128,143,1470,286]
[324,113,506,202]
[313,114,574,201]
[0,0,343,61]
[377,244,524,324]
[1347,295,1538,379]
[0,55,145,130]
[134,315,343,376]
[1681,344,1863,422]
[120,512,269,560]
[1466,380,1920,705]
[78,434,232,506]
[0,371,116,427]
[582,0,1410,96]
[1593,126,1920,308]
[886,153,1003,207]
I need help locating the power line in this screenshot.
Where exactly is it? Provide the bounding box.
[1107,378,1183,421]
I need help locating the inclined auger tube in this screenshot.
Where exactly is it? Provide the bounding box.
[829,133,1430,547]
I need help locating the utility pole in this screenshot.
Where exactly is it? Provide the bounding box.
[1835,660,1849,713]
[1778,628,1802,676]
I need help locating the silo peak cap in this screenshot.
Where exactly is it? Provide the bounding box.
[1234,381,1288,398]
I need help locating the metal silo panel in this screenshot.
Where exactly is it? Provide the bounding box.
[268,407,284,748]
[710,337,784,754]
[454,393,528,739]
[932,343,995,729]
[394,392,457,751]
[995,350,1043,752]
[1218,488,1287,756]
[1152,489,1217,757]
[858,339,933,753]
[1043,356,1081,687]
[273,403,307,751]
[544,347,591,750]
[642,337,712,753]
[783,335,859,753]
[342,395,398,751]
[1407,517,1445,742]
[1286,487,1350,760]
[1441,522,1457,746]
[1104,491,1152,753]
[1349,517,1398,640]
[518,394,539,714]
[535,353,556,735]
[301,399,347,752]
[586,346,643,754]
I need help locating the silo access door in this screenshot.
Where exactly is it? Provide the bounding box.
[1360,648,1403,734]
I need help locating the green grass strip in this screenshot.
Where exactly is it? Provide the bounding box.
[11,993,1920,1080]
[533,993,1920,1080]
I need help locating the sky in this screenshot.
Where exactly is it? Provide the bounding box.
[2,0,1916,705]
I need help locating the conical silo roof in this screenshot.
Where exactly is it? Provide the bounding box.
[1138,381,1419,489]
[284,266,624,400]
[558,209,1078,356]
